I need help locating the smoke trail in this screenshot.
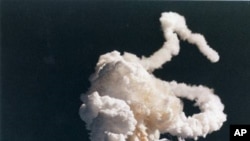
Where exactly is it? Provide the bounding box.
[141,12,219,71]
[79,12,226,141]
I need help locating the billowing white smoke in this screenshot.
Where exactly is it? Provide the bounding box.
[79,12,226,141]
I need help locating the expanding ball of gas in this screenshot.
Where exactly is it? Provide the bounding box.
[79,12,226,141]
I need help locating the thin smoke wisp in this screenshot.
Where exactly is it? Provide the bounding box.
[79,12,227,141]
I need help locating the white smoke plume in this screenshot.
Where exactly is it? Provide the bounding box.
[79,12,226,141]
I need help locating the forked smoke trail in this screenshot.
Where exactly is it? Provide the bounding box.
[141,12,219,71]
[79,12,226,141]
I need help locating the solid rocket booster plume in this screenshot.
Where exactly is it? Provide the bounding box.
[141,12,219,71]
[79,12,226,141]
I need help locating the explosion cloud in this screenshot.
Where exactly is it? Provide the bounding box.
[79,12,227,141]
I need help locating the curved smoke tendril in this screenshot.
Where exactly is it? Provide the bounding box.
[79,12,227,141]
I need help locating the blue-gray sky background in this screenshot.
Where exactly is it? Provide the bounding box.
[1,1,250,141]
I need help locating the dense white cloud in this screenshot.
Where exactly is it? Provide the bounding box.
[79,12,226,141]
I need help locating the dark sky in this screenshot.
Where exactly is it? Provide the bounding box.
[1,1,250,141]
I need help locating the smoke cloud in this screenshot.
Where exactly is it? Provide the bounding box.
[79,12,226,141]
